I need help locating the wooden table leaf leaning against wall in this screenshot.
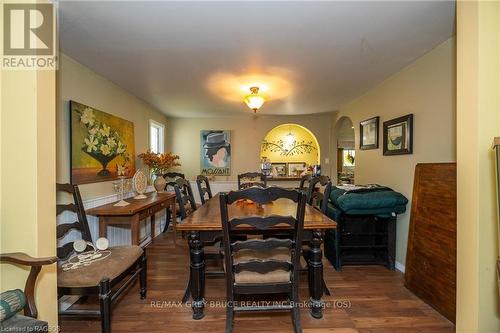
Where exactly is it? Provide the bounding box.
[86,192,176,246]
[405,163,456,323]
[177,193,337,320]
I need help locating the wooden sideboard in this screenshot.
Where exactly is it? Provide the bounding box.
[86,192,176,246]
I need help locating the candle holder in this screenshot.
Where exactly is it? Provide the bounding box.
[113,176,130,207]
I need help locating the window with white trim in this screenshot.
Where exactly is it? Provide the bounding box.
[149,120,165,153]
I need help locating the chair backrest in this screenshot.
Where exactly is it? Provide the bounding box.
[163,172,185,191]
[196,175,213,204]
[306,176,331,210]
[237,172,267,190]
[173,178,197,219]
[298,174,312,190]
[219,187,306,291]
[56,183,93,260]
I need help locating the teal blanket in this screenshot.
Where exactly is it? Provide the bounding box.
[328,186,408,217]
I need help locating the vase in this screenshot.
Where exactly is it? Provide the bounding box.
[84,150,118,177]
[153,174,166,192]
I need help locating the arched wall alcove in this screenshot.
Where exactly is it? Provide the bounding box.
[334,116,356,184]
[260,124,320,176]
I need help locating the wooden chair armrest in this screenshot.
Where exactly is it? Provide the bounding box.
[1,252,57,319]
[0,252,57,266]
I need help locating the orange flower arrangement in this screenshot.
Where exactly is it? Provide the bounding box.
[138,150,181,175]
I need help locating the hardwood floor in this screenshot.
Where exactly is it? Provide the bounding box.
[60,232,454,333]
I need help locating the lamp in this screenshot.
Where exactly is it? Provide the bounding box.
[244,86,265,113]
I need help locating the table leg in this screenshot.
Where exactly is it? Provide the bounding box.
[308,229,324,319]
[188,231,205,320]
[99,217,107,238]
[172,199,177,245]
[151,213,156,241]
[131,215,140,245]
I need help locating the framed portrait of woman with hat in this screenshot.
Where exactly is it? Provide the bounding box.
[200,130,231,176]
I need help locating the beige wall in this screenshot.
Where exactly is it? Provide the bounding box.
[168,113,334,180]
[1,9,58,327]
[456,1,500,331]
[57,54,169,200]
[335,38,457,266]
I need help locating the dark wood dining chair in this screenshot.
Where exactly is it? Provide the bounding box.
[219,187,307,333]
[174,178,224,302]
[237,172,267,190]
[163,172,185,186]
[173,178,198,220]
[162,172,186,233]
[306,175,331,208]
[56,183,147,333]
[170,178,197,243]
[196,175,213,204]
[296,174,312,191]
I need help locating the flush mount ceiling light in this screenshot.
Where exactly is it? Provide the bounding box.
[244,86,265,113]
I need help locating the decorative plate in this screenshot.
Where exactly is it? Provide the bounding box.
[133,169,148,199]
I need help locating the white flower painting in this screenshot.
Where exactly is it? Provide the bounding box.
[70,101,136,184]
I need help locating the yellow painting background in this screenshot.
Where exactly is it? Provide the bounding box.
[71,101,135,184]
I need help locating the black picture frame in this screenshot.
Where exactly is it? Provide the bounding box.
[359,116,379,150]
[383,114,413,156]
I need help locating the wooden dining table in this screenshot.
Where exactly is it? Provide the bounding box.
[177,193,337,320]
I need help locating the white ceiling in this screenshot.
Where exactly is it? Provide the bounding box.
[59,1,456,118]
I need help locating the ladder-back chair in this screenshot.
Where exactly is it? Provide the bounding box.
[220,187,306,333]
[196,175,213,204]
[306,176,331,211]
[162,172,185,233]
[56,183,147,333]
[297,174,312,191]
[174,178,224,302]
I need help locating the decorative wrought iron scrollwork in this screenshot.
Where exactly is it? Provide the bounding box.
[261,139,317,157]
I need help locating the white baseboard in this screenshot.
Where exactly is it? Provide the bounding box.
[395,261,405,273]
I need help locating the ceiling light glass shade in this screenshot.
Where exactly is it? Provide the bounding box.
[284,132,295,149]
[244,87,265,112]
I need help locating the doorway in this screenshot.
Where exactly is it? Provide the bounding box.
[335,117,355,184]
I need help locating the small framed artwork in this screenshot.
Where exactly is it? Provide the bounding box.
[383,114,413,155]
[360,116,379,150]
[287,162,306,177]
[271,163,287,177]
[343,149,355,167]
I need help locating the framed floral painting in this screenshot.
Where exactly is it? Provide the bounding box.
[70,101,135,184]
